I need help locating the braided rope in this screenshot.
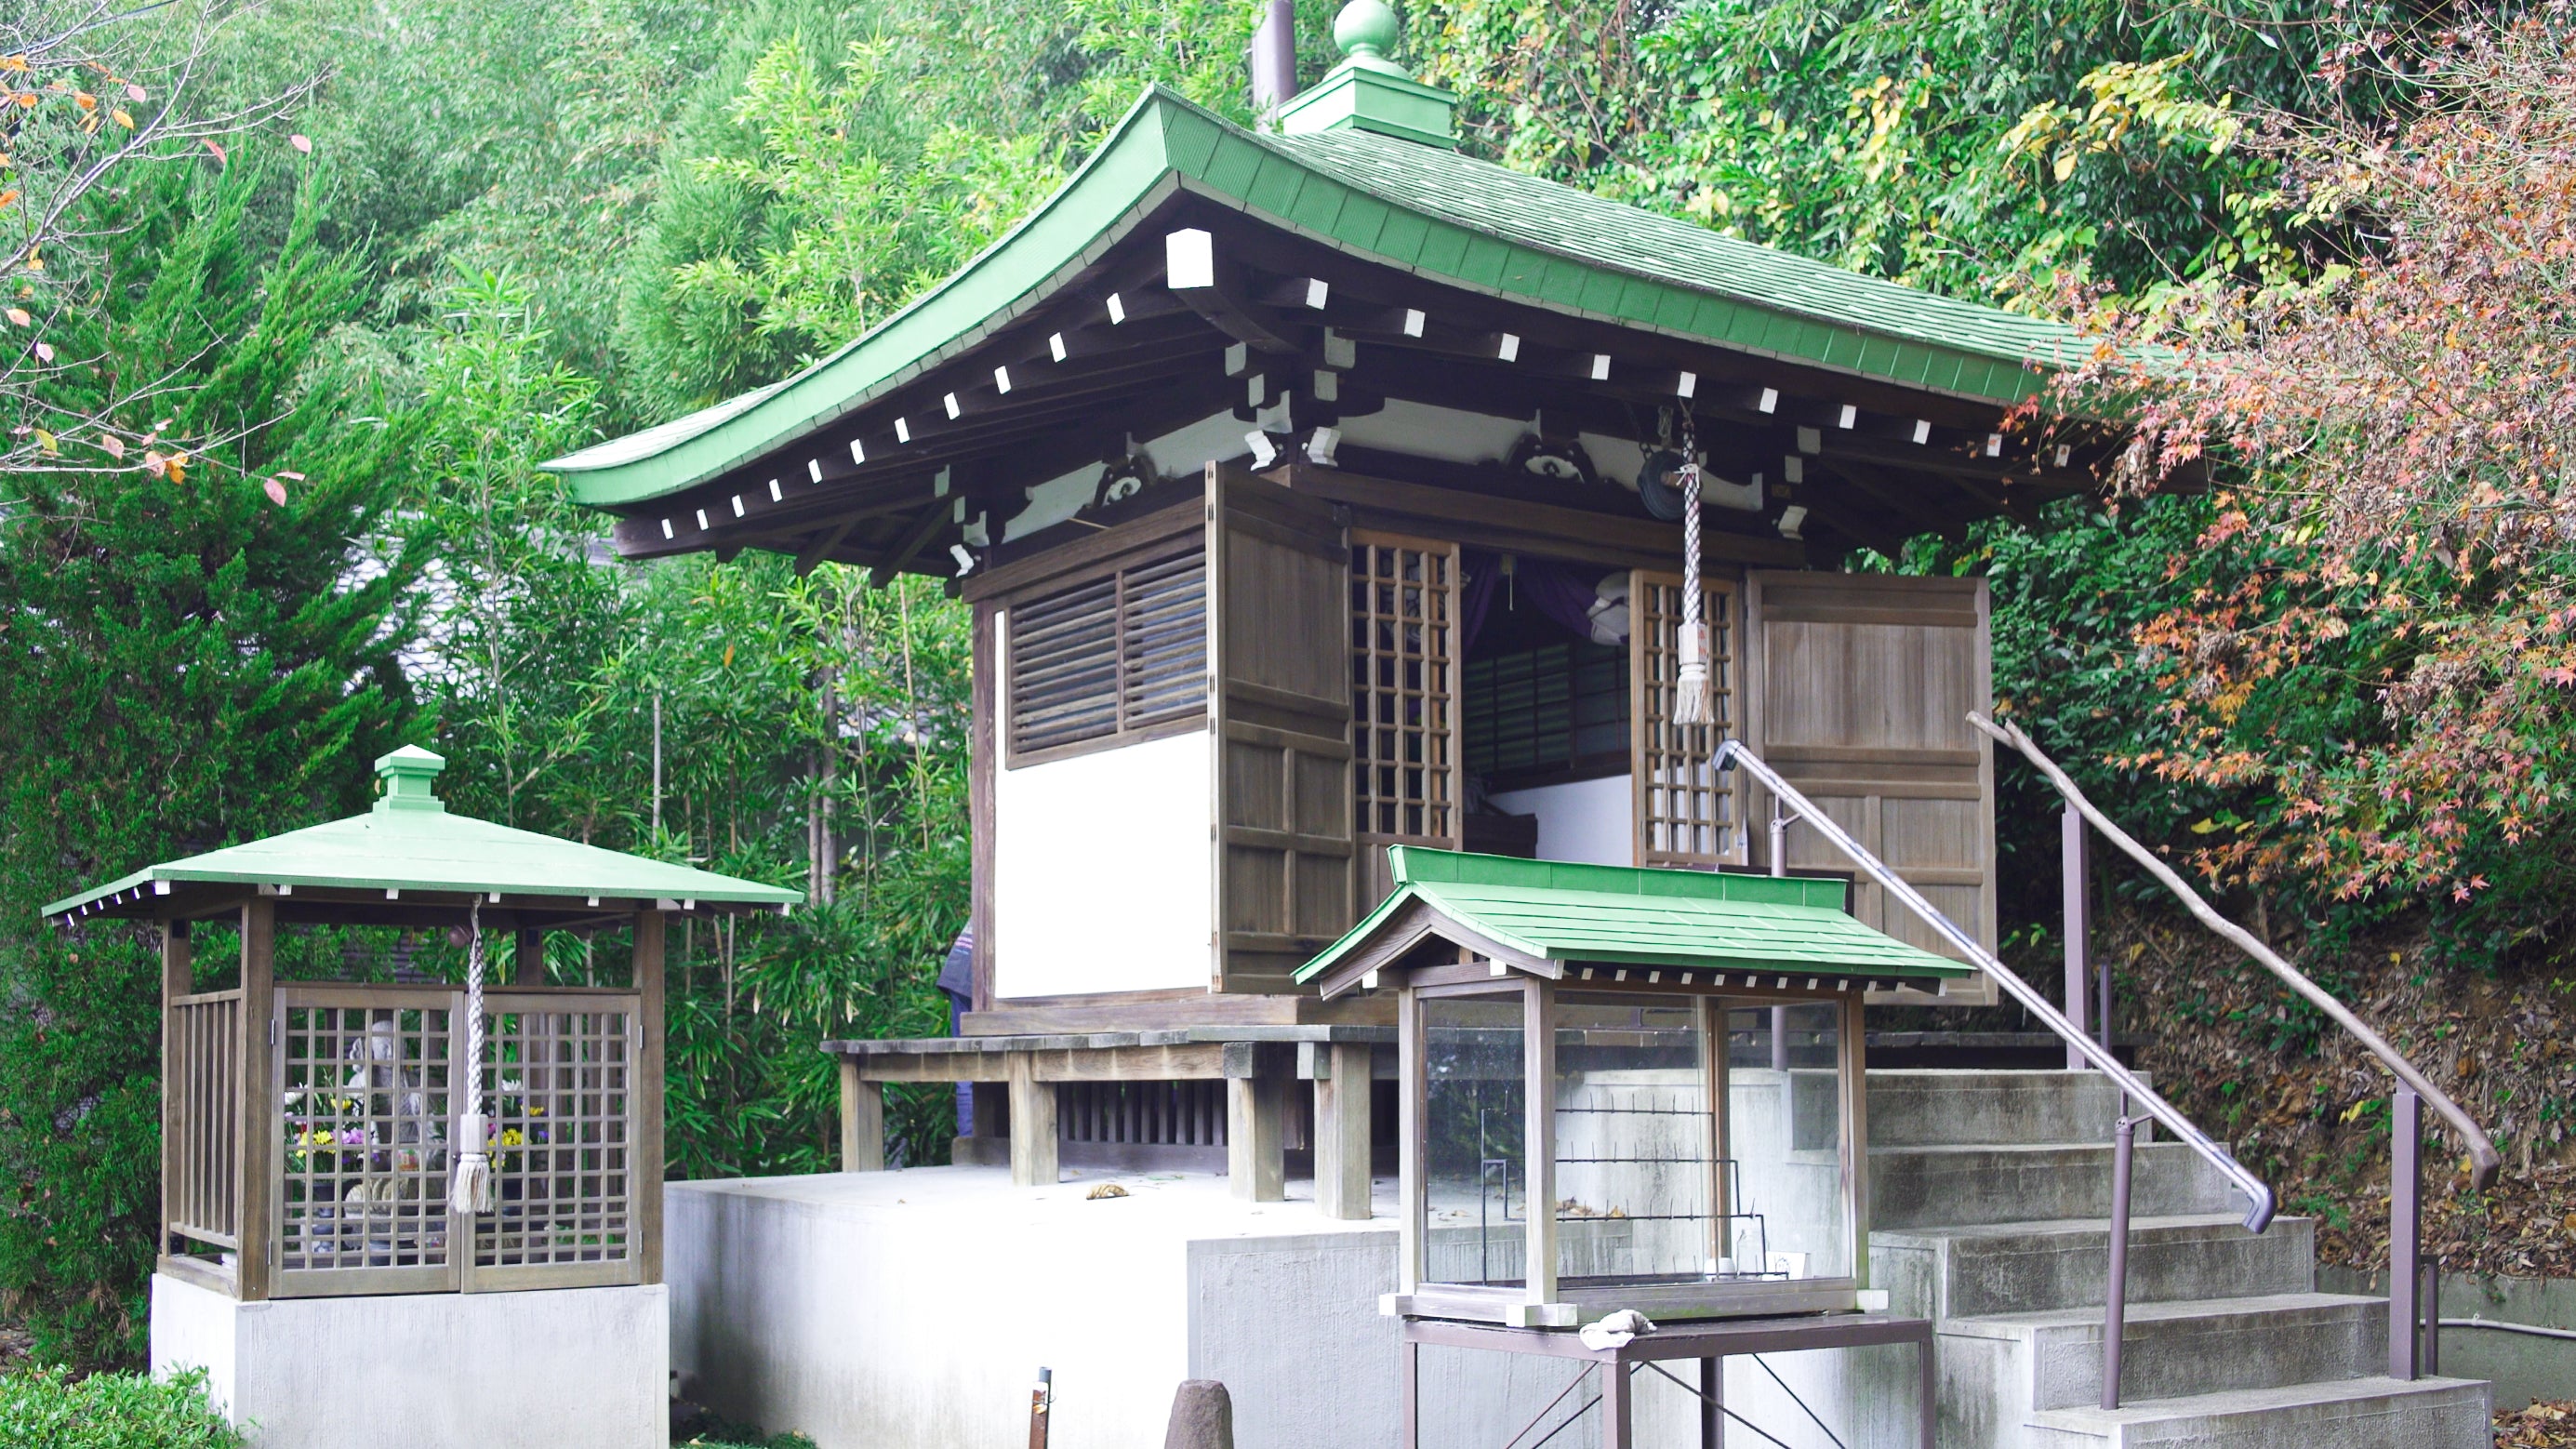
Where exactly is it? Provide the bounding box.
[1673,410,1714,724]
[451,899,495,1215]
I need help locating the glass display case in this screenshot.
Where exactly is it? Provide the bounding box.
[1295,845,1970,1327]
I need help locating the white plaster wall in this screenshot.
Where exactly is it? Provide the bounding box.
[994,726,1212,998]
[151,1273,666,1449]
[1488,774,1635,867]
[1337,397,1529,466]
[667,1168,1918,1449]
[671,1171,1194,1449]
[1005,410,1252,540]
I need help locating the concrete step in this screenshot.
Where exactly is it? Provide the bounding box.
[2025,1375,2492,1449]
[1873,1214,2317,1320]
[1872,1142,2247,1229]
[1946,1291,2389,1412]
[1866,1070,2145,1150]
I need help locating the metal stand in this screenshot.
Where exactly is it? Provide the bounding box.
[1399,1312,1934,1449]
[2103,1115,2137,1409]
[2391,1087,2422,1380]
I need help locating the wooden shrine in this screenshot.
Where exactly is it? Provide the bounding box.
[551,2,2121,1205]
[44,746,799,1306]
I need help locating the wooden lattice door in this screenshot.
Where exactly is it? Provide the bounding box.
[1629,570,1747,868]
[1349,531,1463,910]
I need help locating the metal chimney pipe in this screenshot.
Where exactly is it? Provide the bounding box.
[1251,0,1297,112]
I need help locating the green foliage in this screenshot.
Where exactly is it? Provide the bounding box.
[0,161,419,1364]
[613,0,1316,417]
[0,1366,244,1449]
[1407,0,2345,305]
[407,268,617,831]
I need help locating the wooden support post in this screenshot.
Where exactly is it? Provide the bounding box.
[841,1059,886,1172]
[236,899,275,1301]
[1228,1071,1285,1203]
[1700,1356,1722,1449]
[1399,989,1426,1295]
[1008,1054,1058,1187]
[1522,978,1558,1318]
[515,928,545,987]
[634,911,667,1285]
[1313,1043,1373,1219]
[1839,992,1872,1290]
[158,920,191,1263]
[1697,998,1728,1269]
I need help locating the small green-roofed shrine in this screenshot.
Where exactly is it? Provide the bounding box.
[46,744,799,927]
[1296,845,1970,998]
[56,745,796,1319]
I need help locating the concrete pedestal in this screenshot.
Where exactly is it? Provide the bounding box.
[667,1166,1905,1449]
[151,1273,668,1448]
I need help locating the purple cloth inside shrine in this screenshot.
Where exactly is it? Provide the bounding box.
[1462,551,1611,652]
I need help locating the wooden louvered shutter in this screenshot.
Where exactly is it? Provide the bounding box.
[1629,570,1748,868]
[1744,571,1997,1005]
[1003,542,1207,764]
[1207,463,1355,992]
[1349,531,1463,911]
[1007,575,1121,756]
[1118,550,1208,733]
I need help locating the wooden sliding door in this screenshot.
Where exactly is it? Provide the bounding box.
[1348,531,1464,910]
[1208,463,1357,993]
[1629,570,1748,869]
[1744,571,1997,1004]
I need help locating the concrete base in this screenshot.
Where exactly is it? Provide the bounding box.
[2320,1267,2576,1412]
[151,1273,667,1449]
[668,1166,1919,1449]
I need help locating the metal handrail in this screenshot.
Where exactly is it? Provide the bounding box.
[1713,738,2278,1233]
[1968,711,2500,1386]
[1967,713,2502,1190]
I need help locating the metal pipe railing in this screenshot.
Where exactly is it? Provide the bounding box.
[1715,737,2278,1235]
[1967,712,2502,1389]
[1969,714,2500,1187]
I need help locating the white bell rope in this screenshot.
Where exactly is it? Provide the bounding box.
[1672,411,1715,725]
[450,900,496,1215]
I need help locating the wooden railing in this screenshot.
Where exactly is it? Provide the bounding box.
[166,981,648,1299]
[165,990,243,1255]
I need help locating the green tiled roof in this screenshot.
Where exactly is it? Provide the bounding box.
[1295,845,1972,985]
[548,86,2078,509]
[44,746,800,919]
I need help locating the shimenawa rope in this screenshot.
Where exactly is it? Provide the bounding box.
[1672,410,1715,724]
[450,900,496,1215]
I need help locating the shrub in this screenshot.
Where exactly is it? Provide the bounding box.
[0,1366,244,1448]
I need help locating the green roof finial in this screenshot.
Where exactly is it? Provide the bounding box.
[374,744,448,814]
[1334,0,1407,75]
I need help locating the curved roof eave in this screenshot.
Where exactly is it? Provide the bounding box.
[551,85,2083,511]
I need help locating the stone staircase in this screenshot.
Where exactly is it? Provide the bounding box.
[1866,1070,2492,1449]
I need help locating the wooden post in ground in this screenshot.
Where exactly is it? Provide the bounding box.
[1227,1070,1285,1203]
[236,898,275,1301]
[841,1058,885,1171]
[1008,1054,1057,1187]
[1313,1043,1373,1218]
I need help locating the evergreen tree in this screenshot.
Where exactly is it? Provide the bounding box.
[0,161,422,1365]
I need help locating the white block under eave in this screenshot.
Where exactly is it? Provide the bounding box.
[1166,229,1215,290]
[151,1273,668,1449]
